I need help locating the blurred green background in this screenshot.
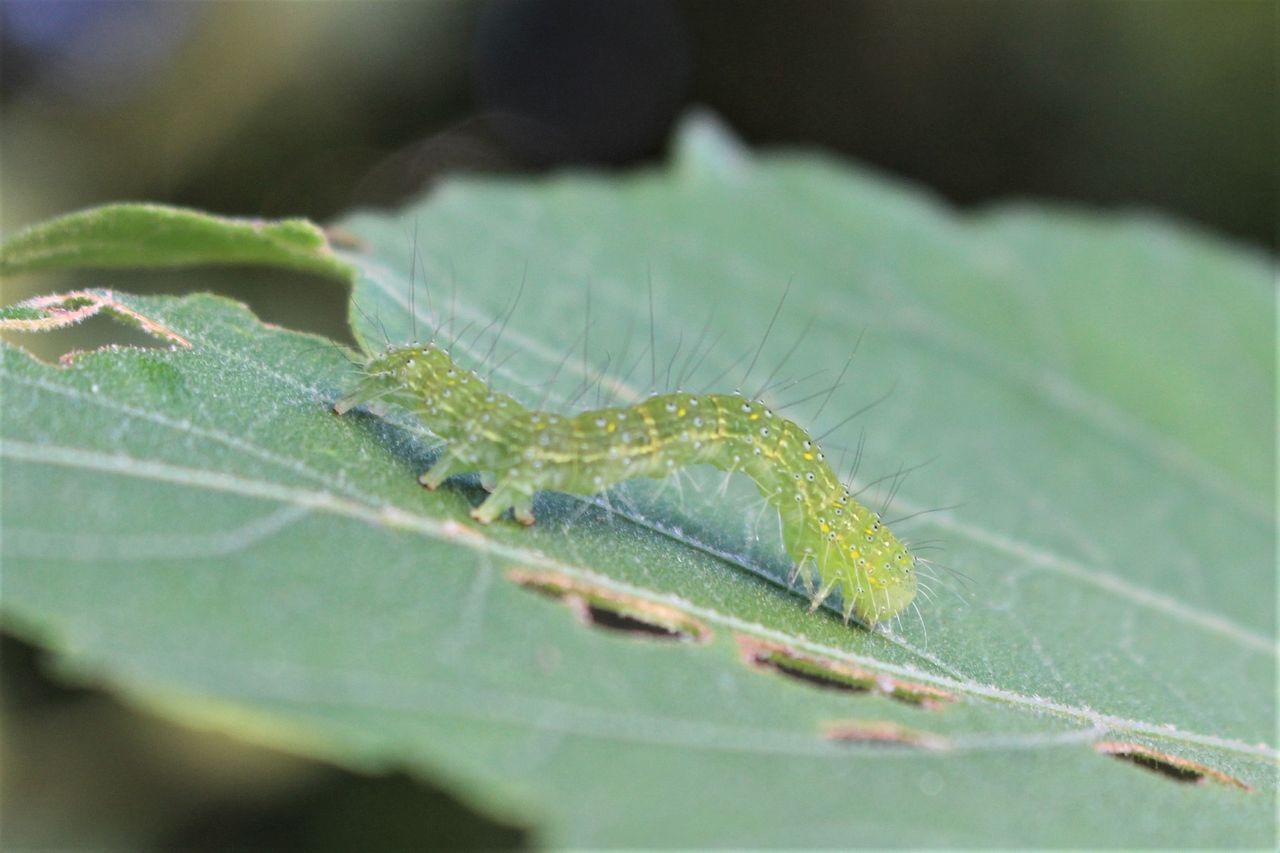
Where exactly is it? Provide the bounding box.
[1,0,1274,847]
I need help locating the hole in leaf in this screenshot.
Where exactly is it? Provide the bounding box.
[574,602,686,639]
[0,289,192,365]
[822,720,949,750]
[1093,741,1252,791]
[507,568,711,643]
[737,636,953,709]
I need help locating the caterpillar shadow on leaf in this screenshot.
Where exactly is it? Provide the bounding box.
[333,278,939,630]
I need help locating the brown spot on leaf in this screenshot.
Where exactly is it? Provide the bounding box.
[823,719,950,750]
[736,636,953,709]
[323,226,369,252]
[1094,741,1252,791]
[507,568,711,643]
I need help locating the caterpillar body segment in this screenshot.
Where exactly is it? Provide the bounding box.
[337,342,918,625]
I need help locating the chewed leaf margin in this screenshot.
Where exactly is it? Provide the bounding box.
[0,289,192,354]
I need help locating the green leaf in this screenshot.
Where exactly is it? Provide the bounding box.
[1,116,1274,846]
[0,202,354,281]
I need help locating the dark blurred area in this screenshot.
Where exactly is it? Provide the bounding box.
[2,0,1274,244]
[1,0,1275,847]
[1,634,528,849]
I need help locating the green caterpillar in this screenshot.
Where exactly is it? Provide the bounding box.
[335,341,918,626]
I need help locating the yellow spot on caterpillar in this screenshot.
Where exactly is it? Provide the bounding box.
[677,407,686,416]
[606,422,616,433]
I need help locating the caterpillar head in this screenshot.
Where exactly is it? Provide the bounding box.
[844,536,918,626]
[333,343,458,415]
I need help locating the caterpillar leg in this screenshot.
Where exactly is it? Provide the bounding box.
[807,576,839,613]
[840,580,875,626]
[471,482,536,526]
[842,596,864,626]
[332,377,384,416]
[786,552,817,594]
[419,452,465,490]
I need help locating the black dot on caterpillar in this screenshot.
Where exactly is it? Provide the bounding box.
[332,268,927,629]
